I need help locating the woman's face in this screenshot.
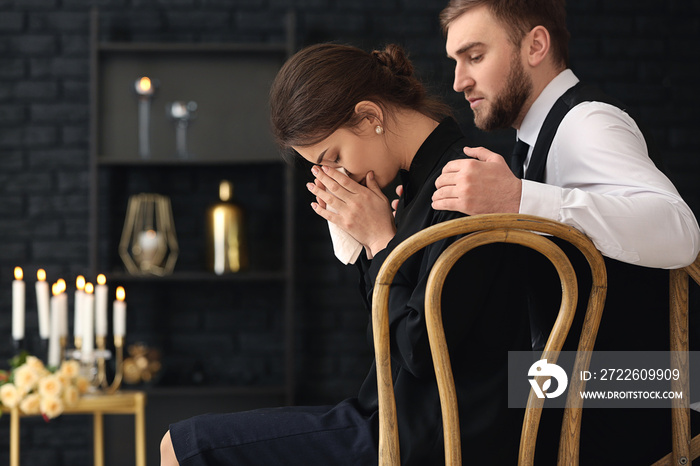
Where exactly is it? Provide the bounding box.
[292,121,399,188]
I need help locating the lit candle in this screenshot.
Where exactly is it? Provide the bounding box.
[48,283,61,367]
[113,287,127,338]
[95,274,108,337]
[35,269,50,340]
[12,267,25,342]
[74,275,85,341]
[134,76,155,159]
[56,279,68,338]
[82,283,95,363]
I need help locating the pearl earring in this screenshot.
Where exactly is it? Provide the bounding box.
[375,125,384,135]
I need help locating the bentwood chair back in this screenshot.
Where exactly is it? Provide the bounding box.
[652,253,700,466]
[371,213,608,466]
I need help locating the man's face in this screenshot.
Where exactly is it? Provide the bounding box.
[446,5,533,131]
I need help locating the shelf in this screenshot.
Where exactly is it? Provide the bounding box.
[89,7,297,405]
[96,157,284,167]
[104,270,287,282]
[95,45,286,164]
[97,41,290,54]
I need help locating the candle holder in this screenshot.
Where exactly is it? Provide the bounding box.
[94,335,124,394]
[70,335,124,394]
[12,339,24,353]
[167,100,197,159]
[60,335,67,363]
[119,193,179,276]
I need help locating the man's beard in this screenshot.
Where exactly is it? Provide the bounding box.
[473,53,532,131]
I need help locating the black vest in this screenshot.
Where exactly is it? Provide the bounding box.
[529,81,680,465]
[524,81,670,353]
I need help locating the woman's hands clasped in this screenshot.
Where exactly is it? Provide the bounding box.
[307,165,396,259]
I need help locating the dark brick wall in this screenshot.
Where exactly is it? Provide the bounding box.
[0,1,698,464]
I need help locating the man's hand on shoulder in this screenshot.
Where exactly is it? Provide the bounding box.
[432,146,522,215]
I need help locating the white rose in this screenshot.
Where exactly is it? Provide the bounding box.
[40,395,64,419]
[19,393,41,415]
[13,365,40,392]
[38,374,63,398]
[59,360,80,380]
[0,384,20,408]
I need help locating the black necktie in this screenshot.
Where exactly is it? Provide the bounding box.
[510,139,530,179]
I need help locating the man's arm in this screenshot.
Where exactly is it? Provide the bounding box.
[432,103,700,268]
[520,102,699,269]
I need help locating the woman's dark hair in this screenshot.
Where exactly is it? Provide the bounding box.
[269,43,451,151]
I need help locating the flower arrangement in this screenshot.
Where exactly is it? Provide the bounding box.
[0,353,90,421]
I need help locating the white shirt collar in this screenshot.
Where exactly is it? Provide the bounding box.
[517,69,579,148]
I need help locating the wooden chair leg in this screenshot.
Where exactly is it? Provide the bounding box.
[669,269,690,465]
[654,255,700,466]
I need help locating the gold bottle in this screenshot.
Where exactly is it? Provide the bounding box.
[205,180,247,274]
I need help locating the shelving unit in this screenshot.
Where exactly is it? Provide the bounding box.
[88,8,296,405]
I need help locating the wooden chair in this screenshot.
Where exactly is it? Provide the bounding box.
[653,253,700,466]
[372,212,700,465]
[372,213,607,465]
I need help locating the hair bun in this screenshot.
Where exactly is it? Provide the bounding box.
[372,44,414,77]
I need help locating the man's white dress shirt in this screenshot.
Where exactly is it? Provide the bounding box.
[517,69,699,268]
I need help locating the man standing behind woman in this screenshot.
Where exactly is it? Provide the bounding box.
[432,0,700,464]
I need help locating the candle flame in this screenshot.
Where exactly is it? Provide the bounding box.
[97,274,106,286]
[76,275,85,290]
[139,77,151,92]
[52,283,59,296]
[37,269,46,281]
[57,278,66,293]
[85,283,94,294]
[14,267,23,281]
[116,286,125,302]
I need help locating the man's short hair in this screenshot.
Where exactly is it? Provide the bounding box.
[440,0,570,68]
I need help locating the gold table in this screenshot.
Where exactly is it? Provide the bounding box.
[6,391,146,466]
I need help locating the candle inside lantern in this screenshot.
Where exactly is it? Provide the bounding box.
[48,283,61,367]
[95,274,108,337]
[113,286,127,338]
[12,267,25,342]
[36,269,50,340]
[82,282,95,363]
[137,229,161,269]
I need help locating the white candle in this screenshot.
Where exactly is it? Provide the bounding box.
[95,274,108,337]
[56,279,68,338]
[113,287,127,338]
[214,209,226,275]
[82,283,95,363]
[12,267,25,341]
[135,77,155,159]
[74,275,85,340]
[35,269,50,340]
[48,283,61,367]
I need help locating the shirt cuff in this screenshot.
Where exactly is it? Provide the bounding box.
[519,180,562,221]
